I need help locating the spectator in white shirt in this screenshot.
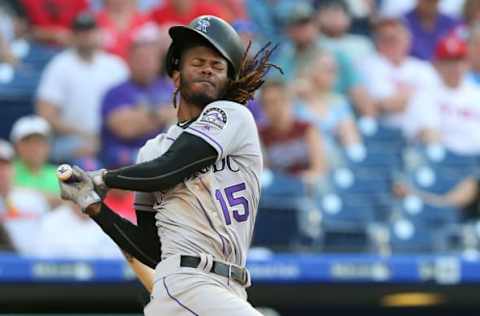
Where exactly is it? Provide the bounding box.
[360,17,439,130]
[409,35,480,156]
[466,22,480,87]
[393,36,479,212]
[36,12,128,163]
[31,203,123,259]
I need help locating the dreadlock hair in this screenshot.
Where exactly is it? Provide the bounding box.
[172,41,282,108]
[224,41,282,105]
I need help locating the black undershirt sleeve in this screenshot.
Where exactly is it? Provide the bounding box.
[103,132,218,192]
[91,204,160,269]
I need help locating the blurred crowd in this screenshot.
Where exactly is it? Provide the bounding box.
[0,0,480,258]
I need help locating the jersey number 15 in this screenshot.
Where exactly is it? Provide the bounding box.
[215,183,249,225]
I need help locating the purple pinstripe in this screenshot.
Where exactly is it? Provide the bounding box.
[163,276,199,315]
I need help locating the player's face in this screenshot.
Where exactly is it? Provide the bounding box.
[178,45,229,108]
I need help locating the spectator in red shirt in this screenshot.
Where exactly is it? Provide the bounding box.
[150,0,228,27]
[259,80,327,184]
[20,0,88,46]
[96,0,152,60]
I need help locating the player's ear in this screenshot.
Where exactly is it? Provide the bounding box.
[172,70,180,89]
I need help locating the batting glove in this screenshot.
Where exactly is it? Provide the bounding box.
[59,166,101,211]
[87,168,108,198]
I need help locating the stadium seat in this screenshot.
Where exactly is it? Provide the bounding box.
[388,219,437,253]
[0,97,34,140]
[252,205,301,250]
[254,172,317,250]
[396,196,460,228]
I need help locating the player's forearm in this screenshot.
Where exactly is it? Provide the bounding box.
[123,251,155,293]
[103,132,217,192]
[88,203,161,268]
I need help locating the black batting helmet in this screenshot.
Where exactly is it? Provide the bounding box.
[165,15,244,79]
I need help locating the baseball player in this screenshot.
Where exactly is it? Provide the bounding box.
[59,15,280,315]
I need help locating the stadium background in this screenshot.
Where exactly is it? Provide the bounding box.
[1,0,480,315]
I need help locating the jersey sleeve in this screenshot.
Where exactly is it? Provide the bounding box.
[183,101,255,160]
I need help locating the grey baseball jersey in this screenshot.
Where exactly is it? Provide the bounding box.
[135,100,262,268]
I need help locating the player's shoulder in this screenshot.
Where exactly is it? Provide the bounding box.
[137,133,167,162]
[200,100,256,132]
[205,100,254,122]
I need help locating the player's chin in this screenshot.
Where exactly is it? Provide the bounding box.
[189,92,217,107]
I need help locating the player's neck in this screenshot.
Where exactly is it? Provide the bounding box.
[177,101,203,122]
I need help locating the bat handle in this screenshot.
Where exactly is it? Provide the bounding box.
[57,164,80,183]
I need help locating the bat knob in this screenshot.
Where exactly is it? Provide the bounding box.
[57,164,77,183]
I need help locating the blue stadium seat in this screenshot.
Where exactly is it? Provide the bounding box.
[252,205,301,250]
[0,97,34,140]
[396,196,459,228]
[328,166,393,221]
[254,172,314,249]
[357,118,406,157]
[404,145,476,195]
[388,219,436,253]
[319,192,376,230]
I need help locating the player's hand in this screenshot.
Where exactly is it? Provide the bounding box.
[59,166,101,212]
[87,168,108,198]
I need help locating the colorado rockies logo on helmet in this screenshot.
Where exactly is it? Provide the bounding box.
[194,17,211,33]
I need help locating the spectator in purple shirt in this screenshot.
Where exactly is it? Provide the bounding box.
[403,0,461,60]
[99,24,175,168]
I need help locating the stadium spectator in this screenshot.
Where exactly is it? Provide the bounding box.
[410,35,480,156]
[150,0,227,27]
[36,12,128,163]
[209,0,247,22]
[20,0,88,46]
[296,51,362,162]
[31,202,122,258]
[466,23,480,86]
[0,139,50,255]
[99,25,174,170]
[259,80,326,183]
[95,0,151,60]
[90,0,158,13]
[0,1,27,66]
[233,19,261,55]
[462,0,480,28]
[273,1,375,116]
[10,115,61,208]
[0,140,15,251]
[360,17,438,133]
[316,0,375,70]
[403,0,461,60]
[243,0,280,43]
